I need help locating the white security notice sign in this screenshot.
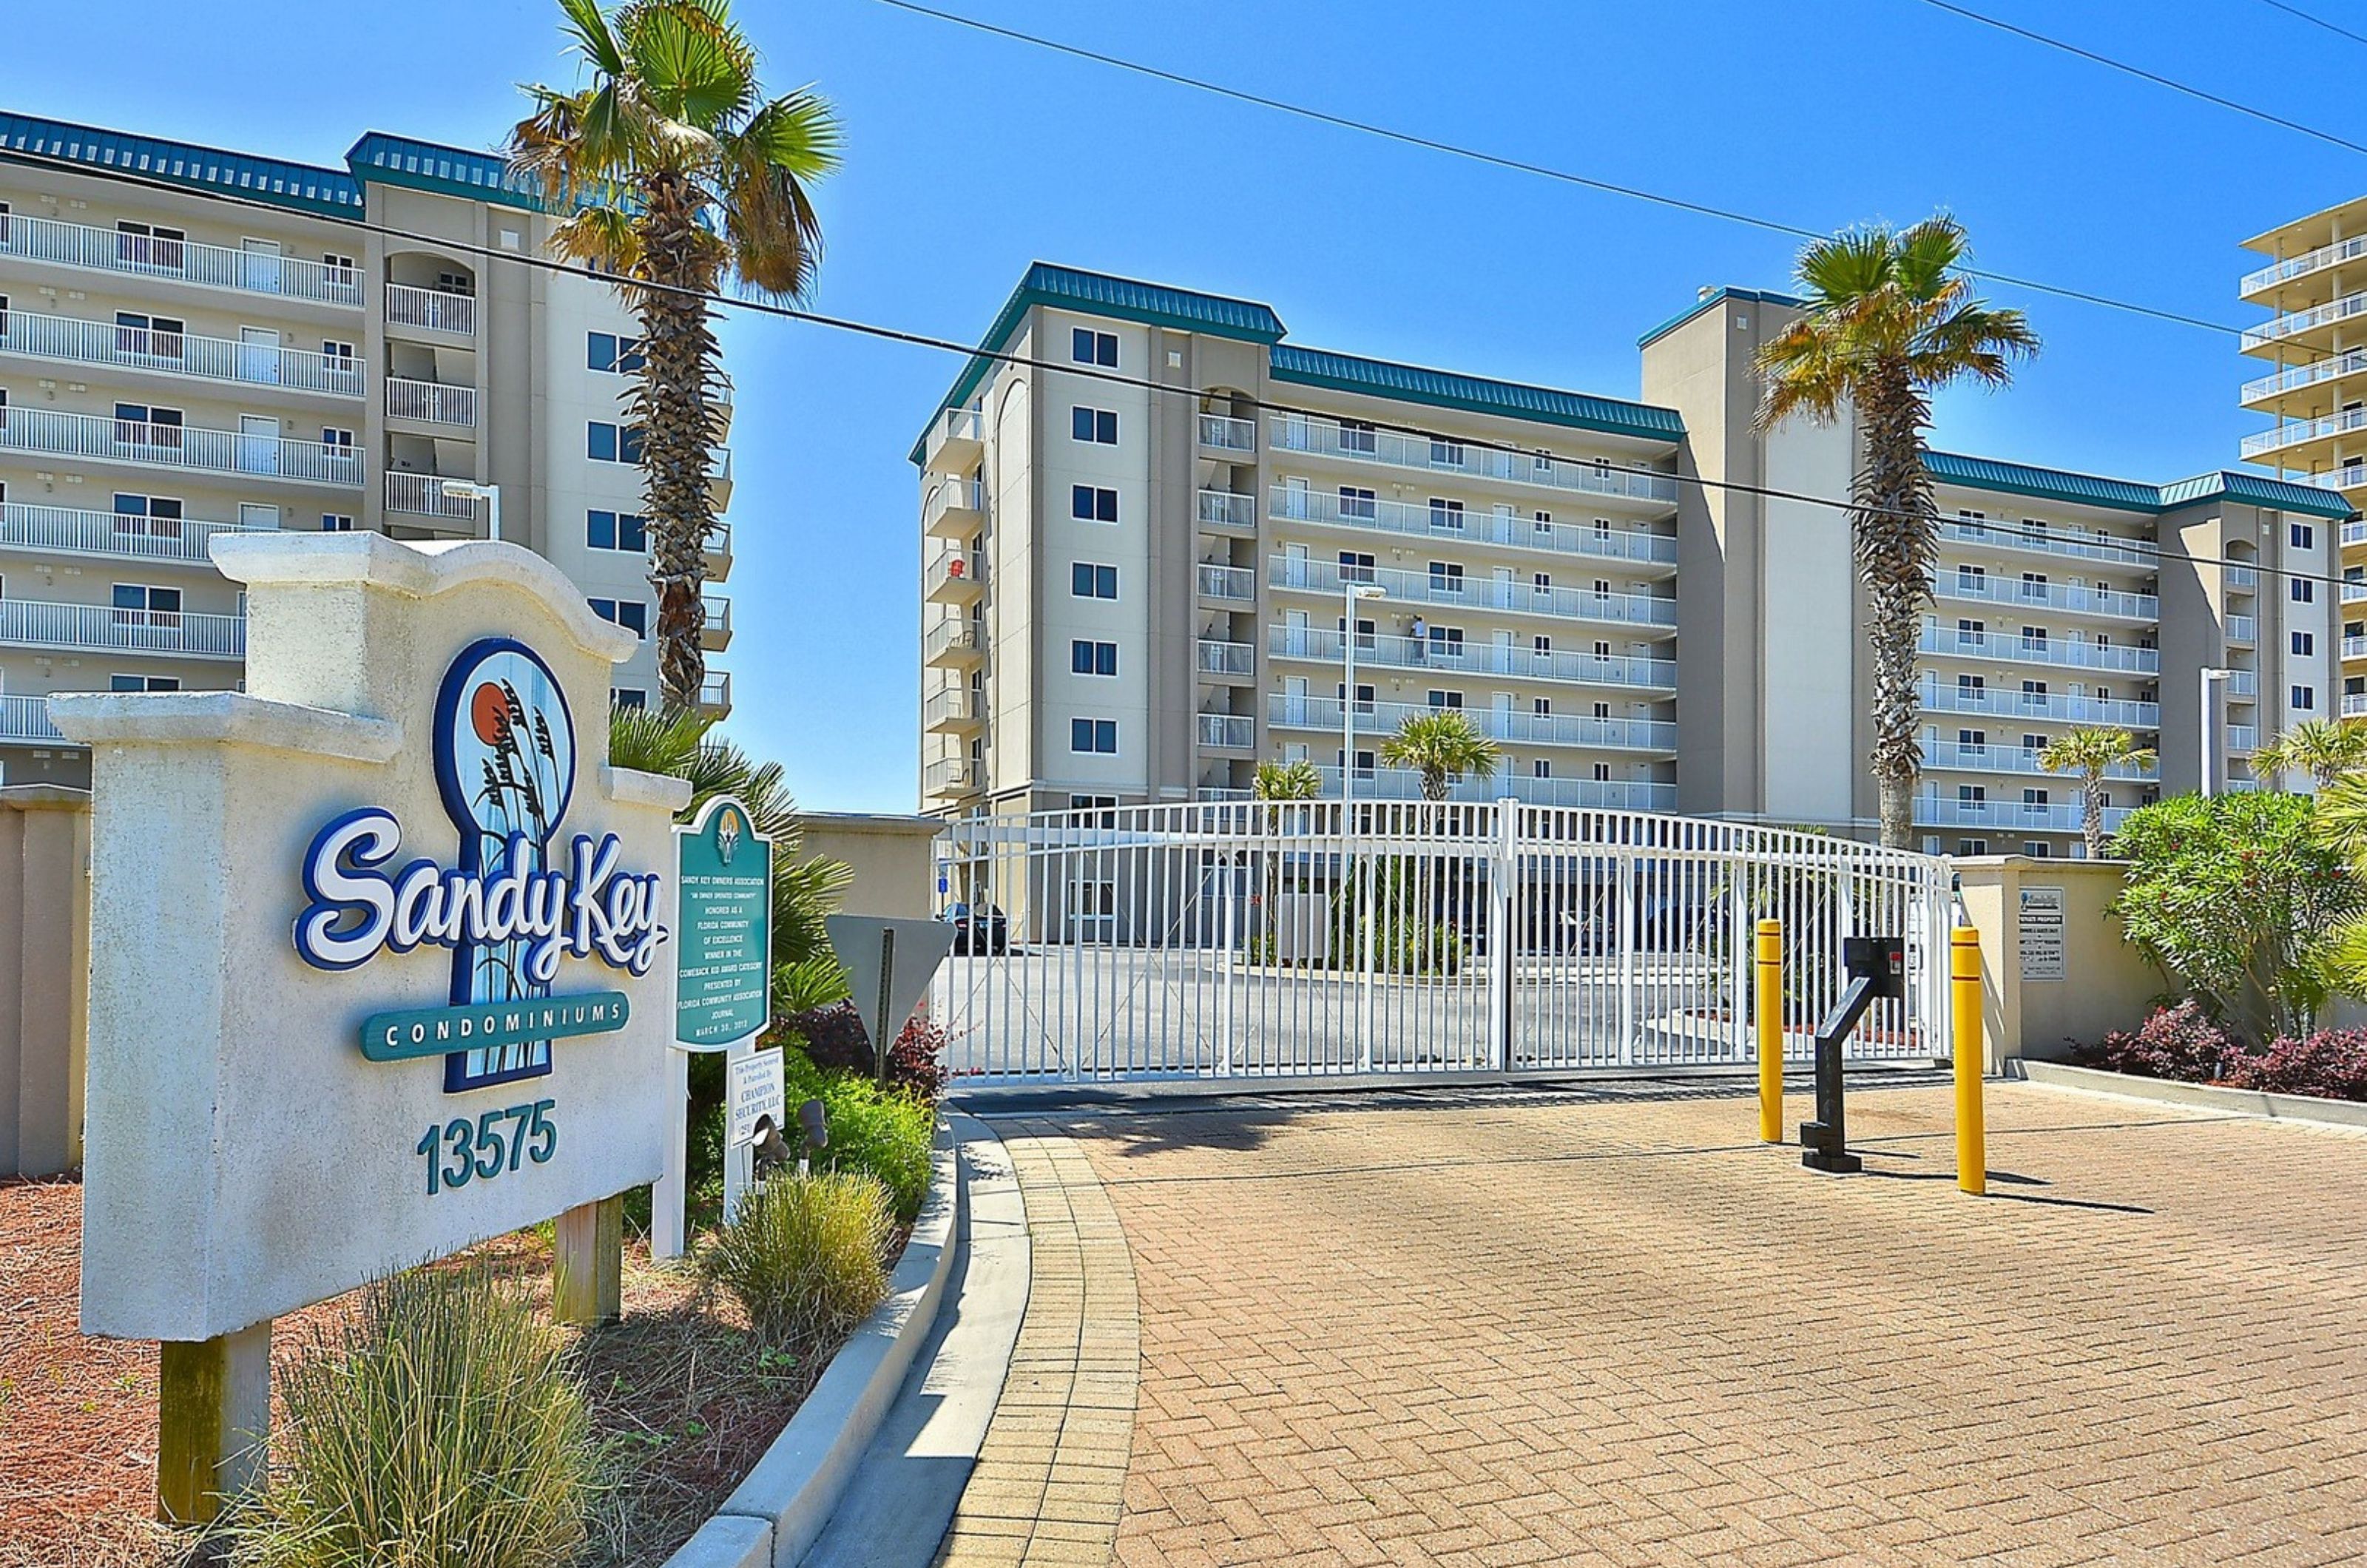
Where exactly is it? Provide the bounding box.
[728,1048,787,1148]
[2019,886,2067,983]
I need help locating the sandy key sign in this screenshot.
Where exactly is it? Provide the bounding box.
[675,794,774,1049]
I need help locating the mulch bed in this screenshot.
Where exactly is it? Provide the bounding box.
[1,1176,897,1568]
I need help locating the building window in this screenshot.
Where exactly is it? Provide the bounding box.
[1428,626,1463,655]
[2293,578,2316,604]
[322,339,355,365]
[1533,635,1552,655]
[1592,763,1611,782]
[1070,718,1118,754]
[110,584,181,625]
[1071,639,1118,676]
[1337,551,1376,583]
[587,331,645,374]
[1070,406,1118,445]
[1533,510,1553,535]
[1429,437,1465,467]
[1340,487,1377,520]
[1070,328,1118,368]
[1428,561,1465,594]
[589,598,649,638]
[2025,841,2050,859]
[1340,419,1377,455]
[1533,760,1552,779]
[322,251,357,283]
[1071,485,1119,524]
[320,513,354,532]
[1534,697,1552,716]
[2292,522,2316,550]
[612,688,648,710]
[2293,685,2317,711]
[587,510,649,552]
[111,494,184,538]
[109,674,180,692]
[115,402,184,446]
[587,421,646,463]
[1428,499,1465,532]
[114,220,186,268]
[1959,839,1988,856]
[1071,562,1119,600]
[1533,573,1552,595]
[2295,630,2316,656]
[1428,690,1462,709]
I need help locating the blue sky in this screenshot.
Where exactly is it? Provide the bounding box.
[7,0,2363,809]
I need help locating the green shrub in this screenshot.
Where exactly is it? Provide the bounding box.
[698,1170,893,1345]
[781,1048,937,1223]
[237,1267,598,1568]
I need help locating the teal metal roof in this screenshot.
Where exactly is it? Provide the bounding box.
[345,132,550,213]
[0,110,362,215]
[1928,451,2354,518]
[1637,286,1808,350]
[1269,344,1683,442]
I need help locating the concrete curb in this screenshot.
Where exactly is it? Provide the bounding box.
[661,1120,966,1568]
[2011,1058,2367,1132]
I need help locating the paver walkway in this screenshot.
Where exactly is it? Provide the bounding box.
[953,1080,2367,1567]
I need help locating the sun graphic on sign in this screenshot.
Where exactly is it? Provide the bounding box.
[470,681,513,746]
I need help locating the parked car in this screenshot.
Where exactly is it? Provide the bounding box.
[942,901,1009,954]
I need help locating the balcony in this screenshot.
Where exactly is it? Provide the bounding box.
[698,670,732,717]
[705,521,732,578]
[1919,626,2160,675]
[0,692,65,744]
[1267,624,1676,691]
[385,376,478,429]
[2346,635,2367,660]
[925,619,982,666]
[1197,712,1256,751]
[0,500,264,566]
[1914,795,2133,835]
[2308,462,2367,494]
[1198,413,1255,455]
[0,308,365,397]
[1939,518,2155,570]
[2230,614,2258,642]
[1933,573,2158,622]
[924,476,983,539]
[2226,564,2258,593]
[0,211,362,307]
[2241,406,2367,462]
[709,447,734,507]
[926,546,985,604]
[1196,562,1255,604]
[2345,520,2367,548]
[1922,741,2155,780]
[0,407,363,487]
[1268,414,1680,509]
[2228,669,2260,699]
[1919,678,2158,729]
[924,685,980,731]
[385,473,488,524]
[1271,694,1675,753]
[2346,693,2367,717]
[2241,234,2367,297]
[384,282,477,338]
[1195,638,1255,680]
[1311,765,1675,813]
[925,756,979,797]
[0,597,243,659]
[924,405,984,474]
[701,595,732,652]
[2242,288,2367,351]
[2229,725,2260,755]
[2241,350,2367,407]
[1269,484,1678,568]
[1270,555,1677,630]
[1198,490,1256,535]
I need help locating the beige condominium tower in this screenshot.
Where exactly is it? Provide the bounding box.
[914,264,2342,854]
[0,109,735,787]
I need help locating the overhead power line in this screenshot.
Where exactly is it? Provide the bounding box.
[2252,0,2367,51]
[7,144,2355,592]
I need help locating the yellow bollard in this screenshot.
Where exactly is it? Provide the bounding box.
[1755,919,1783,1143]
[1951,925,1986,1195]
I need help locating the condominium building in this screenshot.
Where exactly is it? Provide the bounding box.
[2239,197,2367,724]
[0,110,733,786]
[914,265,2344,855]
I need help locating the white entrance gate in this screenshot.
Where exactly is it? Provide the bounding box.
[931,800,1951,1084]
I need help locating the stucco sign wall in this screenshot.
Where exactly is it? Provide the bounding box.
[55,535,691,1343]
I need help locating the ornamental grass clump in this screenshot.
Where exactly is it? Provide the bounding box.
[699,1169,893,1347]
[237,1266,599,1568]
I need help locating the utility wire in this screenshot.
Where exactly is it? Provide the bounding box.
[4,143,2357,592]
[2253,0,2367,50]
[1917,0,2367,157]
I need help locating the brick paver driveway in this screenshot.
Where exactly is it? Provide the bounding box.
[982,1081,2367,1567]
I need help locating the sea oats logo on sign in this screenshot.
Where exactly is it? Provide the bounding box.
[292,636,669,1092]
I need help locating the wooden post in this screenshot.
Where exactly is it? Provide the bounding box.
[553,1194,623,1326]
[156,1319,271,1525]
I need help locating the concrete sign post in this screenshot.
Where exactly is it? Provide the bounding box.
[827,914,956,1081]
[50,534,689,1524]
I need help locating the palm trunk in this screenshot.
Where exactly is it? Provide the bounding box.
[1853,368,1937,851]
[629,169,726,713]
[2082,773,2104,860]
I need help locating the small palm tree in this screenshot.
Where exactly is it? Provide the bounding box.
[1252,759,1321,800]
[1378,711,1499,802]
[2038,726,2155,860]
[1757,216,2040,848]
[2250,717,2367,791]
[512,0,841,711]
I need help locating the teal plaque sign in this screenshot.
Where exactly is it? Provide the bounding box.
[361,991,631,1062]
[675,796,774,1048]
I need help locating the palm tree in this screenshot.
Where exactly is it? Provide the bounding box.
[1252,759,1321,800]
[1378,710,1500,802]
[2249,717,2367,791]
[2038,726,2155,859]
[1756,217,2040,848]
[512,0,841,711]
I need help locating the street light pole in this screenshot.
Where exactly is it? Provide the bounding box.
[1341,581,1385,807]
[441,481,503,544]
[2201,667,2230,796]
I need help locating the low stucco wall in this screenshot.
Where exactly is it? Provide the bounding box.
[0,785,91,1177]
[1952,856,2159,1072]
[800,813,945,923]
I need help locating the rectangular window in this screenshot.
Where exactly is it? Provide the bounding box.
[589,598,649,638]
[1533,573,1551,595]
[110,584,182,625]
[1070,406,1118,445]
[320,427,354,453]
[2294,578,2317,604]
[320,513,354,532]
[612,688,648,711]
[1429,436,1465,467]
[1427,690,1463,709]
[1070,328,1118,368]
[1533,760,1553,780]
[1533,697,1551,716]
[323,251,356,281]
[1427,626,1464,654]
[321,339,355,365]
[110,674,180,692]
[1339,487,1377,520]
[1533,635,1552,656]
[1592,763,1612,782]
[1533,510,1553,535]
[1337,551,1376,583]
[2295,630,2317,656]
[111,494,184,538]
[2025,841,2050,859]
[2024,788,2049,806]
[1070,718,1118,754]
[1959,839,1988,856]
[1428,498,1465,532]
[1071,639,1118,677]
[2293,685,2317,711]
[1071,485,1119,524]
[1072,562,1119,600]
[587,331,644,373]
[587,510,649,552]
[1428,561,1465,594]
[1340,420,1377,455]
[2292,522,2316,550]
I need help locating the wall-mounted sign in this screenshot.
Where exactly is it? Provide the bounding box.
[2019,885,2067,983]
[675,794,773,1050]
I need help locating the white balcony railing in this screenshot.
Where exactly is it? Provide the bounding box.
[1914,795,2134,835]
[1269,484,1678,567]
[2241,405,2367,460]
[1939,518,2155,570]
[2229,726,2260,754]
[701,595,732,643]
[698,671,732,713]
[0,308,365,396]
[385,376,478,428]
[2308,463,2367,494]
[2230,613,2260,641]
[1266,624,1677,691]
[2242,288,2367,350]
[2344,520,2367,547]
[2241,234,2367,297]
[2346,693,2367,718]
[927,547,984,596]
[924,477,982,531]
[2241,350,2367,405]
[0,407,362,487]
[925,620,982,661]
[1310,765,1675,813]
[0,692,65,743]
[1919,678,2158,729]
[1197,562,1255,603]
[1270,554,1676,630]
[2228,669,2260,699]
[1197,712,1256,750]
[925,757,978,795]
[385,472,487,521]
[0,597,243,658]
[1922,741,2156,780]
[1198,413,1255,453]
[2226,564,2258,593]
[1270,694,1675,753]
[1198,490,1256,530]
[384,282,478,337]
[0,500,264,564]
[0,211,362,306]
[1934,573,2158,621]
[924,686,978,728]
[1919,626,2160,675]
[1268,413,1681,507]
[1195,638,1254,677]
